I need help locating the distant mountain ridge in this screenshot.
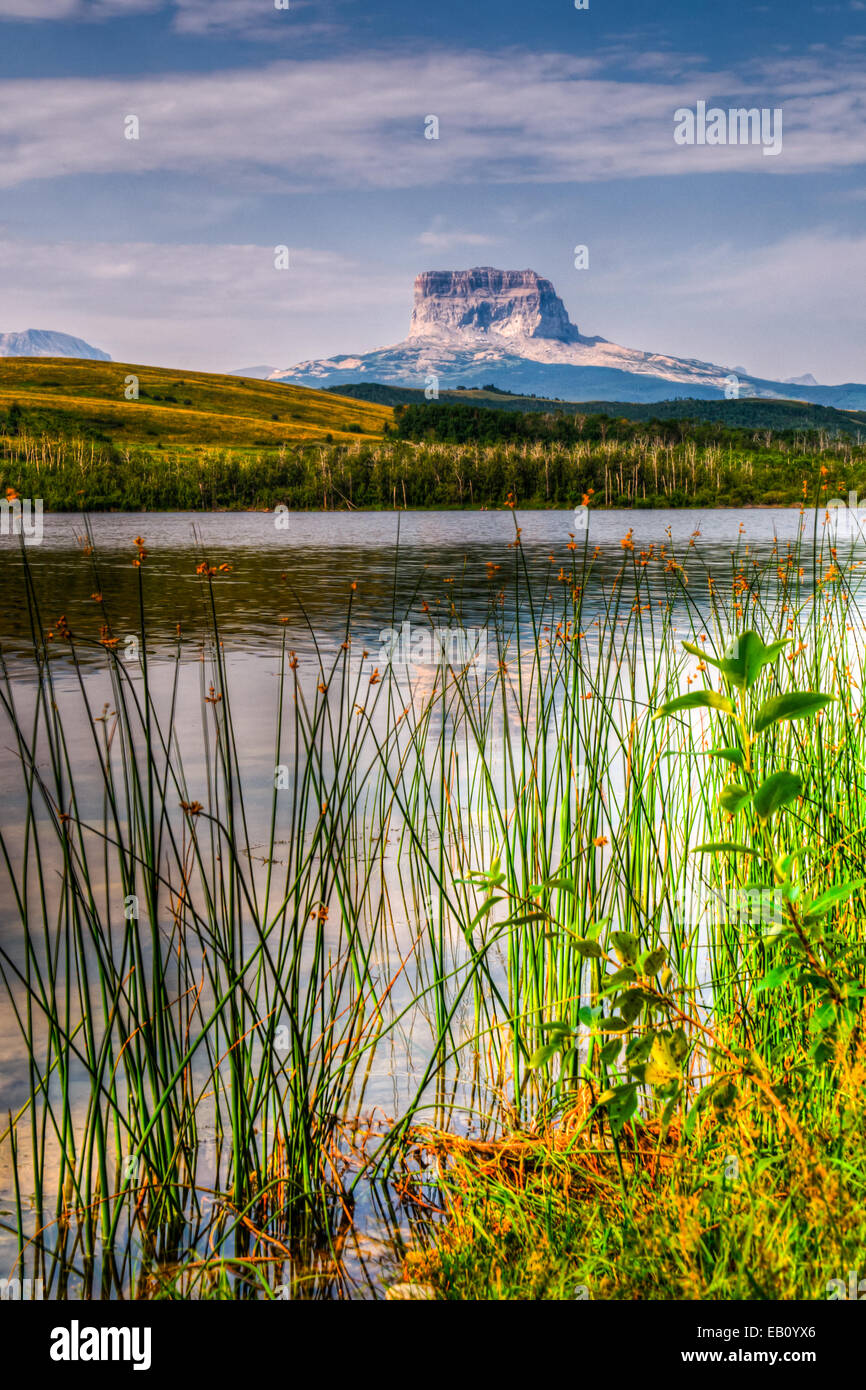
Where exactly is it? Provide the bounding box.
[0,330,111,361]
[268,267,866,410]
[324,382,866,438]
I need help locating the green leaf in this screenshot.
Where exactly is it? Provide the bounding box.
[540,877,576,893]
[465,895,504,934]
[601,967,637,994]
[669,1027,690,1062]
[529,1042,561,1069]
[684,1084,714,1140]
[692,841,759,857]
[719,782,753,815]
[617,990,645,1025]
[600,1038,623,1066]
[640,947,667,977]
[597,1016,629,1034]
[655,690,735,720]
[801,879,866,924]
[756,965,796,993]
[708,747,745,769]
[683,640,722,667]
[776,845,815,877]
[752,770,802,824]
[809,1000,837,1033]
[644,1034,681,1086]
[711,1081,738,1114]
[660,1093,679,1137]
[682,639,744,683]
[740,633,789,689]
[569,936,603,958]
[716,631,790,691]
[747,637,790,685]
[605,1083,639,1135]
[626,1034,654,1067]
[610,931,640,965]
[754,692,834,734]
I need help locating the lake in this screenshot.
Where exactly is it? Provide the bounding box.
[0,506,814,664]
[0,505,847,1298]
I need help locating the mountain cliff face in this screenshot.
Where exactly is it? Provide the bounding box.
[408,268,585,344]
[269,267,865,409]
[0,329,111,361]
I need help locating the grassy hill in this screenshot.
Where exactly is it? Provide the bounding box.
[2,357,864,512]
[0,357,392,446]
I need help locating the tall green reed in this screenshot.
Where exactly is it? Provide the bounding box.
[1,503,864,1296]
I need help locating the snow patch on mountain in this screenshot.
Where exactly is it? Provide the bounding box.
[265,267,864,409]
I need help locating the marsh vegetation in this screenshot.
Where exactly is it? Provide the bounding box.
[0,503,864,1299]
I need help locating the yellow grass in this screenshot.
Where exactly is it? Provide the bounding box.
[0,356,393,446]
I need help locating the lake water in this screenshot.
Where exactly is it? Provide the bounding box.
[0,506,816,665]
[0,506,840,1296]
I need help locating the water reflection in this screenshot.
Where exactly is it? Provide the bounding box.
[0,507,815,668]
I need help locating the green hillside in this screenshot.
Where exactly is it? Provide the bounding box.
[0,356,392,446]
[325,381,866,438]
[2,357,863,512]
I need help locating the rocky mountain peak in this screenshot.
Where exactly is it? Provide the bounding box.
[408,267,581,343]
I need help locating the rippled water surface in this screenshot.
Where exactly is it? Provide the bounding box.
[0,506,812,663]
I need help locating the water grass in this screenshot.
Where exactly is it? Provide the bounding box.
[1,499,864,1298]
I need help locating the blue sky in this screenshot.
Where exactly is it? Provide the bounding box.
[0,0,864,381]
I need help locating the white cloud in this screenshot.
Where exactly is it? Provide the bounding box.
[578,229,866,384]
[0,238,409,369]
[0,0,78,14]
[417,219,497,251]
[0,0,333,29]
[0,51,863,194]
[672,228,866,320]
[0,0,161,16]
[1,227,864,383]
[171,0,322,37]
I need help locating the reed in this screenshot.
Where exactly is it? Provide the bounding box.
[0,502,863,1297]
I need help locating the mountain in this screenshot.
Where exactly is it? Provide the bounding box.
[408,267,585,344]
[228,365,279,380]
[268,267,866,410]
[0,329,111,361]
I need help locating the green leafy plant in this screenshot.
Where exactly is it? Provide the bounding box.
[658,629,865,1069]
[523,628,866,1152]
[516,868,693,1139]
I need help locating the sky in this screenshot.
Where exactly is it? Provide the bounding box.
[0,0,864,382]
